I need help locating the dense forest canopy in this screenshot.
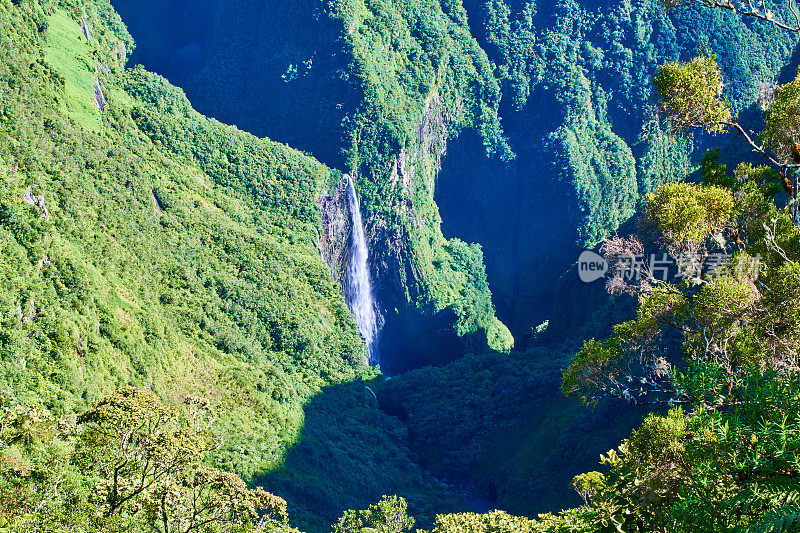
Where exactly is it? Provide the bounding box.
[2,0,800,532]
[114,0,800,341]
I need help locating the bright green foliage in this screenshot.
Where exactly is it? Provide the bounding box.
[515,379,800,531]
[423,238,513,353]
[333,495,415,533]
[762,69,800,163]
[693,275,757,328]
[646,182,735,249]
[561,339,625,403]
[6,0,800,531]
[428,510,540,533]
[699,151,779,242]
[735,162,785,199]
[654,54,732,134]
[556,121,640,245]
[139,465,293,533]
[329,0,511,171]
[551,37,800,527]
[75,386,208,517]
[0,1,501,530]
[544,13,800,519]
[43,9,103,131]
[1,388,293,533]
[562,176,778,407]
[0,0,370,490]
[160,0,514,356]
[0,398,96,531]
[754,261,800,365]
[571,471,605,505]
[111,0,800,353]
[616,408,689,497]
[699,148,732,188]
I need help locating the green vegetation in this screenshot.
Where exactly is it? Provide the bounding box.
[327,0,514,354]
[0,1,481,530]
[539,34,800,532]
[333,4,800,532]
[379,349,645,515]
[43,8,103,131]
[0,0,369,484]
[456,0,797,245]
[158,0,514,357]
[433,0,798,338]
[653,54,731,134]
[113,0,800,341]
[0,0,380,517]
[333,495,414,533]
[1,386,294,532]
[5,0,800,531]
[342,30,800,532]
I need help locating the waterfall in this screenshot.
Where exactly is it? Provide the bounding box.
[345,176,380,363]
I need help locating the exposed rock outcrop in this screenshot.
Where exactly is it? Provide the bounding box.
[318,175,352,286]
[372,91,451,300]
[23,186,49,221]
[81,13,92,43]
[94,80,107,111]
[117,42,127,67]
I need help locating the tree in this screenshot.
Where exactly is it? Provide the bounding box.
[75,387,290,533]
[141,465,290,533]
[551,4,800,530]
[333,496,414,533]
[76,386,207,517]
[652,55,731,135]
[654,3,800,224]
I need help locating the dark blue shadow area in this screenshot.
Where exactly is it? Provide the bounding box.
[377,306,468,376]
[111,0,358,169]
[257,378,472,533]
[436,122,581,344]
[112,0,215,86]
[379,348,648,517]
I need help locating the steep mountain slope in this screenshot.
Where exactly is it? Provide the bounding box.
[0,2,469,527]
[6,0,800,531]
[438,0,800,338]
[95,0,800,523]
[1,0,364,477]
[113,0,800,349]
[114,0,518,373]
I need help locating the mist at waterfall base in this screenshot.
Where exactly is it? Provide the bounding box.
[344,177,381,364]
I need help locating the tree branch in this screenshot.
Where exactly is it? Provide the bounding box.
[669,0,800,32]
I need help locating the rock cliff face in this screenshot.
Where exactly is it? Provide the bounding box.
[371,92,450,304]
[318,175,351,287]
[318,92,512,373]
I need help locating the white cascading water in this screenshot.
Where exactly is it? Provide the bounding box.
[345,176,380,363]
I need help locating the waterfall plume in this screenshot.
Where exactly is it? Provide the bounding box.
[345,176,380,363]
